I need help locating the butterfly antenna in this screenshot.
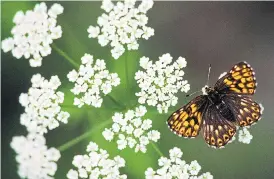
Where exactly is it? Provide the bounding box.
[186,90,201,97]
[206,64,212,86]
[186,64,211,97]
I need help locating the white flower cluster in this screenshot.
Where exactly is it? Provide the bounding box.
[67,53,120,108]
[19,74,70,134]
[238,127,253,144]
[102,106,160,153]
[88,0,154,59]
[10,134,61,179]
[135,54,190,113]
[67,142,127,179]
[145,147,213,179]
[1,2,63,67]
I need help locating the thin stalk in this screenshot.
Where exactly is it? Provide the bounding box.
[57,119,112,152]
[151,142,164,157]
[106,94,126,110]
[124,50,131,105]
[52,43,79,68]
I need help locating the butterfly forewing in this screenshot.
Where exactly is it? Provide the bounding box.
[167,96,207,138]
[202,105,236,148]
[223,94,263,127]
[215,62,257,95]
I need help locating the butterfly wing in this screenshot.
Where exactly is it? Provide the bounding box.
[223,94,264,127]
[167,95,208,138]
[215,61,257,95]
[202,104,236,148]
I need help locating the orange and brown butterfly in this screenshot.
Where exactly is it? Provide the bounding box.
[167,61,264,148]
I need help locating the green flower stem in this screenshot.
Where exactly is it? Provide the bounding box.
[124,50,131,103]
[106,94,126,110]
[52,43,79,68]
[57,119,112,152]
[151,142,164,157]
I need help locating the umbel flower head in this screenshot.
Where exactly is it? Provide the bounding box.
[67,53,120,108]
[10,133,61,179]
[19,74,70,134]
[88,0,154,59]
[135,53,190,113]
[67,141,127,179]
[145,147,213,179]
[1,2,63,67]
[103,106,160,153]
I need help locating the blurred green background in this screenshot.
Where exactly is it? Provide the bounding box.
[2,1,274,179]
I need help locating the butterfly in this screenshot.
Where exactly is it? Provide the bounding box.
[167,61,264,148]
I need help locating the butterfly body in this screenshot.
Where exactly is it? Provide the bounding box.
[167,62,263,148]
[205,87,235,121]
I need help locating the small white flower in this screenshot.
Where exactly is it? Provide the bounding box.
[177,57,187,68]
[103,106,160,153]
[67,169,78,179]
[169,147,183,162]
[147,130,160,142]
[117,134,127,150]
[140,136,149,145]
[19,74,69,134]
[198,172,214,179]
[189,160,201,175]
[127,137,137,148]
[48,3,64,18]
[87,26,100,38]
[88,0,154,59]
[134,128,144,138]
[68,141,127,178]
[238,127,253,144]
[142,26,154,40]
[1,2,64,67]
[145,147,212,179]
[1,37,14,52]
[102,129,114,141]
[68,54,120,108]
[11,134,61,179]
[136,54,190,113]
[135,144,147,153]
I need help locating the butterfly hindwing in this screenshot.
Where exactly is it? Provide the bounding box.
[202,105,236,148]
[224,94,264,127]
[167,96,207,138]
[215,61,257,95]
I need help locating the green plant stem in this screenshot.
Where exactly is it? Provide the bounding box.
[124,50,130,103]
[151,142,164,157]
[57,119,112,152]
[52,43,79,68]
[106,94,126,109]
